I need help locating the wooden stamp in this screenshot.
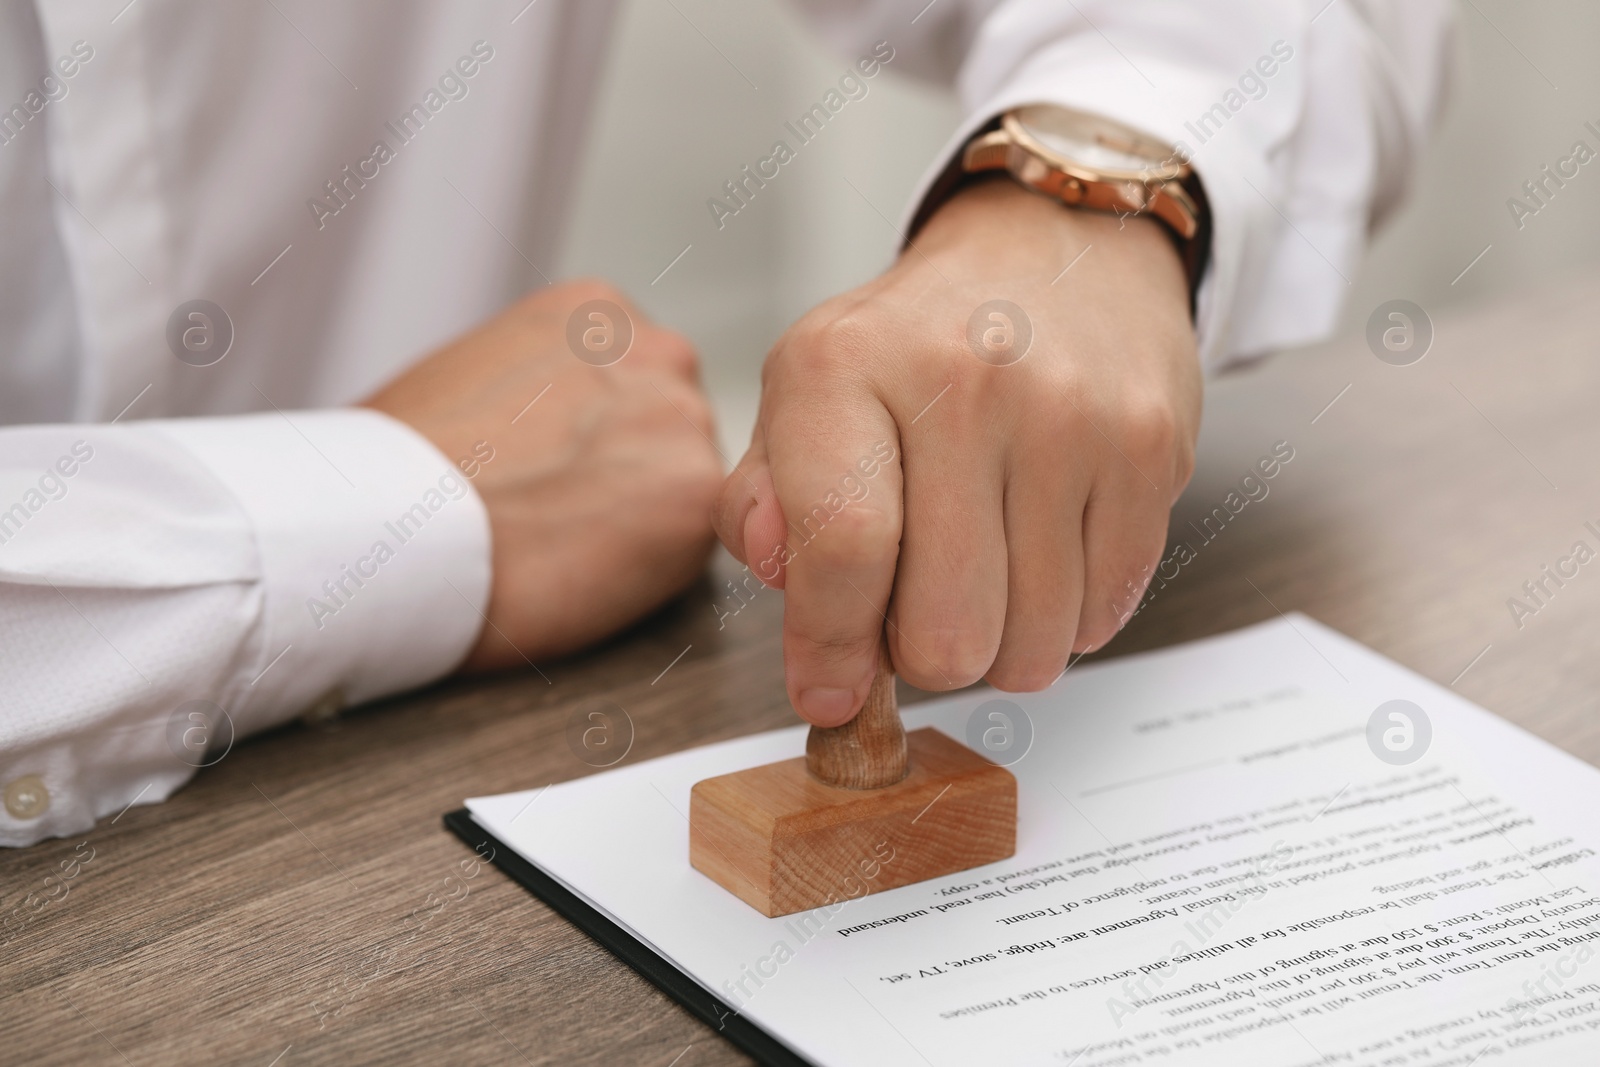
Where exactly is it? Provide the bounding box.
[690,636,1017,917]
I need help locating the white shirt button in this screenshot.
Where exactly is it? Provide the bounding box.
[4,775,50,819]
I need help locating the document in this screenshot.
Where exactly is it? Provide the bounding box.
[466,616,1600,1066]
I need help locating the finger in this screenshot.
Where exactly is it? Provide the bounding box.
[539,279,702,381]
[888,407,1009,691]
[765,380,902,728]
[986,430,1092,691]
[626,323,701,383]
[712,435,790,589]
[1076,465,1170,654]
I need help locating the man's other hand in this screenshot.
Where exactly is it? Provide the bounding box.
[714,179,1200,726]
[366,280,723,670]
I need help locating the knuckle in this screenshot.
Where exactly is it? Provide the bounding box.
[1171,441,1197,494]
[636,325,700,376]
[797,503,898,573]
[792,314,878,377]
[559,276,628,307]
[681,447,725,500]
[714,471,750,528]
[793,629,879,670]
[687,456,727,508]
[796,630,876,662]
[1121,396,1181,466]
[665,332,702,374]
[895,624,994,690]
[711,481,761,558]
[521,278,634,334]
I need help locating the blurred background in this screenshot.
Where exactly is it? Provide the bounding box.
[555,0,1600,457]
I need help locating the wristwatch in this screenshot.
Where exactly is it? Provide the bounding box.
[913,104,1211,309]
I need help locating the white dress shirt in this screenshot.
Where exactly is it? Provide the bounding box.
[0,0,1454,845]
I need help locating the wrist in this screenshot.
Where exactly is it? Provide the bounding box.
[909,177,1191,319]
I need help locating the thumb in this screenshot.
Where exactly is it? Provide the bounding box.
[713,433,790,589]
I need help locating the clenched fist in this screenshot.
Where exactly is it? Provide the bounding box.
[366,280,723,669]
[715,178,1201,726]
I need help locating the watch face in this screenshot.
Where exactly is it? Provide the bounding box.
[1012,104,1181,180]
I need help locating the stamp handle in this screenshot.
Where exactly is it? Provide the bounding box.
[805,633,908,789]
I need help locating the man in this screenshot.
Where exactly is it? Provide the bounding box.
[0,0,1454,845]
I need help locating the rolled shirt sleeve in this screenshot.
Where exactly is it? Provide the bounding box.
[0,408,490,846]
[795,0,1456,372]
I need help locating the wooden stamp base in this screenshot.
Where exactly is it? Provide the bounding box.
[689,728,1017,917]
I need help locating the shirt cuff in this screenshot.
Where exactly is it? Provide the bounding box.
[900,30,1360,374]
[150,408,491,738]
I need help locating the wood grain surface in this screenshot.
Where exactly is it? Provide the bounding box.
[5,276,1600,1066]
[805,635,908,790]
[691,728,1015,916]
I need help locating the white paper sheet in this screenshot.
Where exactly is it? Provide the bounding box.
[467,616,1600,1066]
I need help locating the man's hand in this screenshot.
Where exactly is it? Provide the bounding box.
[366,280,723,670]
[714,178,1200,726]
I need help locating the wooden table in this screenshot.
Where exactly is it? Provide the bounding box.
[6,277,1600,1066]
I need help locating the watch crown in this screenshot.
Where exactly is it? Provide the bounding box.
[961,129,1015,173]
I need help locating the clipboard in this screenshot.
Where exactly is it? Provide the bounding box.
[436,618,1596,1067]
[444,808,812,1067]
